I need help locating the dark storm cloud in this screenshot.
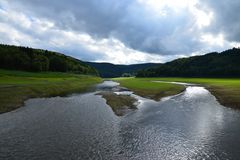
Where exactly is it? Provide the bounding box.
[1,0,240,64]
[10,0,130,38]
[199,0,240,42]
[8,0,200,55]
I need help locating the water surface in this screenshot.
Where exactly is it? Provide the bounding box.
[1,81,240,160]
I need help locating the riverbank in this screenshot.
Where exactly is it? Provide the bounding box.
[2,77,240,160]
[113,77,185,101]
[148,77,240,109]
[114,77,240,109]
[0,69,102,113]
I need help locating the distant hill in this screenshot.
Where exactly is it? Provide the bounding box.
[0,44,98,75]
[137,48,240,77]
[86,62,161,78]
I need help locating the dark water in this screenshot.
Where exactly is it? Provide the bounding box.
[1,81,240,160]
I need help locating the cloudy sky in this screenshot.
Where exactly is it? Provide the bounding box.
[0,0,240,64]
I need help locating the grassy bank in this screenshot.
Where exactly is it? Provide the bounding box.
[113,77,185,100]
[114,77,240,109]
[143,77,240,109]
[0,69,102,113]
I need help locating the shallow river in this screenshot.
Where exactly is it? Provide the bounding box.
[1,81,240,160]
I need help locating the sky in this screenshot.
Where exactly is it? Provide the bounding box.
[0,0,240,64]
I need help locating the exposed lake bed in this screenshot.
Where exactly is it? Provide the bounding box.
[95,81,139,116]
[1,81,240,159]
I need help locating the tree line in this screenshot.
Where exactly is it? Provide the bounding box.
[0,44,98,75]
[86,62,160,78]
[137,48,240,77]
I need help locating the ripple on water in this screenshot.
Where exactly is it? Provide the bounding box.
[1,81,240,159]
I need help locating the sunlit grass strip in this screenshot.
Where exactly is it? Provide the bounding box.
[142,77,240,109]
[114,77,240,109]
[113,77,185,100]
[0,69,102,113]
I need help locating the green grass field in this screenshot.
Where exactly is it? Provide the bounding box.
[113,77,185,100]
[114,77,240,109]
[0,69,102,113]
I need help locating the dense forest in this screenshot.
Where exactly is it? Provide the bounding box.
[0,44,98,75]
[137,48,240,77]
[86,62,160,78]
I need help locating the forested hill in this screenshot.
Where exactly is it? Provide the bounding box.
[0,44,98,75]
[137,48,240,77]
[86,62,161,78]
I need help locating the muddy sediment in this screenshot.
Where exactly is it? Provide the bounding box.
[97,91,138,116]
